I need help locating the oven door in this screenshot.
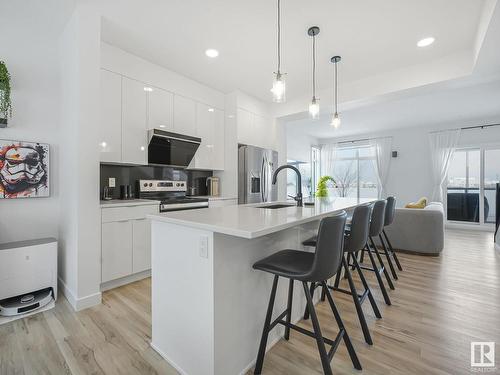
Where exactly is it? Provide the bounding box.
[160,201,209,212]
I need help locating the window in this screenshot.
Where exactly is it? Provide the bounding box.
[329,145,378,199]
[447,147,500,224]
[286,160,312,198]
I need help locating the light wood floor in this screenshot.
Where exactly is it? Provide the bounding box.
[1,229,499,375]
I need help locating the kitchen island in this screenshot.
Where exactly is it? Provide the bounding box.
[148,197,374,375]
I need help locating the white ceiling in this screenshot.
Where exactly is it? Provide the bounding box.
[97,0,489,102]
[286,76,500,140]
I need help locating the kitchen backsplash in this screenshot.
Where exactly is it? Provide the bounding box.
[100,164,212,199]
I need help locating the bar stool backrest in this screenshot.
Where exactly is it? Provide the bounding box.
[344,203,372,253]
[311,211,348,282]
[369,200,387,237]
[384,196,396,226]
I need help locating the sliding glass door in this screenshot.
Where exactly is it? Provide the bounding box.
[447,146,500,225]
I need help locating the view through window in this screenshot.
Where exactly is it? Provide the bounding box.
[329,145,378,199]
[447,147,500,224]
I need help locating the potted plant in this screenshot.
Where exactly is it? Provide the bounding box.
[315,176,336,197]
[0,61,12,127]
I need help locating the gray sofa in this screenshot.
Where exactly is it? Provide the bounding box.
[383,202,445,255]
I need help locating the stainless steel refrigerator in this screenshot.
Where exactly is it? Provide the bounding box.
[238,144,278,204]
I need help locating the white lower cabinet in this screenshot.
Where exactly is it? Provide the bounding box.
[132,218,151,273]
[101,204,158,285]
[102,220,133,283]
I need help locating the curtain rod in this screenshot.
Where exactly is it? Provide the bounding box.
[430,123,500,134]
[336,136,390,145]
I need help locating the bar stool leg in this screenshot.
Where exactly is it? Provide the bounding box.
[352,256,382,318]
[366,244,392,305]
[379,234,398,280]
[321,281,362,370]
[342,256,373,345]
[302,282,333,375]
[383,229,403,271]
[369,237,395,290]
[303,281,317,320]
[254,275,279,375]
[284,279,294,340]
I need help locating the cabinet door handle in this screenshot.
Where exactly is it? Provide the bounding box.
[116,219,129,223]
[135,218,147,221]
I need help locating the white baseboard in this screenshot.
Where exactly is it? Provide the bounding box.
[445,223,495,232]
[100,270,151,292]
[58,277,102,311]
[150,342,189,375]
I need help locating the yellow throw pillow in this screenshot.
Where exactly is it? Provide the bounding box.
[405,197,427,209]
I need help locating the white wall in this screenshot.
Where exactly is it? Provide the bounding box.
[0,3,64,242]
[318,117,500,207]
[58,3,102,310]
[286,126,318,162]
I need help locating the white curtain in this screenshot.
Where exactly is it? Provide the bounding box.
[429,129,461,202]
[320,143,338,177]
[370,137,393,198]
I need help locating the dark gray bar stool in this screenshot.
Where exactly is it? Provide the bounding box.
[302,203,382,345]
[358,200,395,305]
[252,212,361,375]
[380,196,403,274]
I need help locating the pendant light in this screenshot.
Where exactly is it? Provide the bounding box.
[271,0,286,102]
[308,26,320,119]
[330,56,341,128]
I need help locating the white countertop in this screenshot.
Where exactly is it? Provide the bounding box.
[148,197,375,239]
[100,199,160,208]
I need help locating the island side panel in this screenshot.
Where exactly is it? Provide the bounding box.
[151,220,215,375]
[213,221,320,375]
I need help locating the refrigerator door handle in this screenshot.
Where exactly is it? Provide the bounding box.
[261,156,265,202]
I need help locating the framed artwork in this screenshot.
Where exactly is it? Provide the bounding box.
[0,139,49,198]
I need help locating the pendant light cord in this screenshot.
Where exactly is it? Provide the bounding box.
[277,0,281,74]
[312,35,316,98]
[334,61,338,112]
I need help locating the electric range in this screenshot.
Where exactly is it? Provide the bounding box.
[137,179,209,212]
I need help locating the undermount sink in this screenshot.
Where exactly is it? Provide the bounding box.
[256,203,296,209]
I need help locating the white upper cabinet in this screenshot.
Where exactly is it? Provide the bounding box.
[212,109,225,170]
[237,108,254,146]
[193,102,214,169]
[173,95,196,137]
[99,70,122,163]
[148,87,174,131]
[122,77,147,165]
[191,104,225,170]
[237,108,274,150]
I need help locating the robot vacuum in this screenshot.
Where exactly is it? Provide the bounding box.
[0,287,53,317]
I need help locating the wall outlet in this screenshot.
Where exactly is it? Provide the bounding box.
[199,236,208,258]
[108,177,116,188]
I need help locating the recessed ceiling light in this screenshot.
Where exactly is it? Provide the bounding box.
[208,108,215,112]
[159,125,166,128]
[205,49,219,58]
[144,87,153,92]
[417,37,435,47]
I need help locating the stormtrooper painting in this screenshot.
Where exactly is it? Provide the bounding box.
[0,140,49,198]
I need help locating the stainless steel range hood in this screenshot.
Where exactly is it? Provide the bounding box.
[147,129,201,168]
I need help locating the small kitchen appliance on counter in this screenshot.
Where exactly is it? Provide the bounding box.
[206,177,220,197]
[138,179,209,212]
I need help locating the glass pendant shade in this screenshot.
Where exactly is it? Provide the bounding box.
[271,72,286,102]
[309,98,320,119]
[330,112,341,128]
